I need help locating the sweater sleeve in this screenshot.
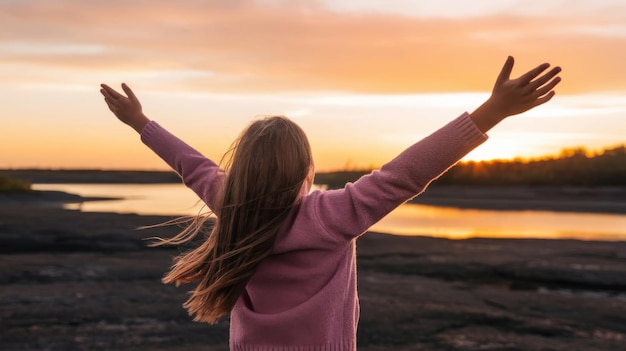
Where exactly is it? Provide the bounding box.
[310,112,487,242]
[140,121,225,212]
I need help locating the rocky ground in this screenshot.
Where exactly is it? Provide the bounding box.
[1,193,626,350]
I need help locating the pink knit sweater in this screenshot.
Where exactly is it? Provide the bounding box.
[141,113,487,351]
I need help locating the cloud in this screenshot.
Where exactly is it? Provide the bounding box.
[1,0,625,94]
[315,0,626,19]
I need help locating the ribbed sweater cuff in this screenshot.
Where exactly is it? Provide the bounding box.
[454,112,489,148]
[139,120,160,144]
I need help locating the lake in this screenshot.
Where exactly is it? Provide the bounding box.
[33,183,626,241]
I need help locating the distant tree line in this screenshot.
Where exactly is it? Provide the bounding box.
[315,145,626,189]
[2,145,625,189]
[0,169,180,184]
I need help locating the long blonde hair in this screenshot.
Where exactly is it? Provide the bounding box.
[151,116,312,324]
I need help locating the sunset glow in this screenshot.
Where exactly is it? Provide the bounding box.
[1,0,625,171]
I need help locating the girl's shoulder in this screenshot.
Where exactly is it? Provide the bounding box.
[273,191,347,251]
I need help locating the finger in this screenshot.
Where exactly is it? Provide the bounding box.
[533,76,561,98]
[495,56,514,86]
[518,63,550,84]
[101,89,122,109]
[100,83,125,100]
[103,96,117,112]
[530,90,556,109]
[100,88,114,100]
[121,83,139,105]
[528,66,561,91]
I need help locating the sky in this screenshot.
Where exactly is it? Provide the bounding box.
[1,0,625,171]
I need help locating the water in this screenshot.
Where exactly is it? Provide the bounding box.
[33,183,626,241]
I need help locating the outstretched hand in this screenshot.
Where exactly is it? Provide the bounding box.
[470,56,562,133]
[100,83,150,134]
[491,56,561,117]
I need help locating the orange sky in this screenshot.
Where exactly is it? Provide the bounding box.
[1,0,625,171]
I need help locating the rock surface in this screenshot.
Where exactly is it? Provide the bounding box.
[1,202,625,350]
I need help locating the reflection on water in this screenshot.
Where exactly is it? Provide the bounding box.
[35,183,210,216]
[370,204,626,241]
[33,184,626,241]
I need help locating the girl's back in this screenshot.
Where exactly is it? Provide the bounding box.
[140,113,487,349]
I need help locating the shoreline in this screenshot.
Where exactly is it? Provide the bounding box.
[3,188,624,244]
[0,190,120,207]
[1,206,626,350]
[3,185,626,215]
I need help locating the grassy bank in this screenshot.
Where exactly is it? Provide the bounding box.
[0,175,32,193]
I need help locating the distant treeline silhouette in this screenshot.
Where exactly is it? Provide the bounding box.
[0,169,180,184]
[316,145,626,189]
[2,145,625,188]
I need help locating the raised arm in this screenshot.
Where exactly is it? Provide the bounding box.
[100,83,225,211]
[310,112,486,242]
[311,56,562,242]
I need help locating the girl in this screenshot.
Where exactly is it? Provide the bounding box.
[100,56,561,351]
